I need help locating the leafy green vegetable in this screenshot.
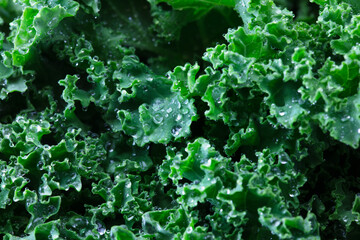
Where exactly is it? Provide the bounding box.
[1,0,360,239]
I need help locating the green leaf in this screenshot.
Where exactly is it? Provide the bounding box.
[11,0,79,66]
[110,226,136,240]
[25,194,61,232]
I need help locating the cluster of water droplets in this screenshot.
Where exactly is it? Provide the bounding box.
[148,96,193,138]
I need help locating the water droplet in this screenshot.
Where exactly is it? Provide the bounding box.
[153,113,164,124]
[36,125,42,132]
[289,188,297,198]
[166,108,173,113]
[98,227,106,235]
[171,126,182,137]
[279,112,286,116]
[341,115,351,122]
[48,17,57,27]
[152,99,162,111]
[273,220,281,227]
[176,114,182,121]
[181,108,189,114]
